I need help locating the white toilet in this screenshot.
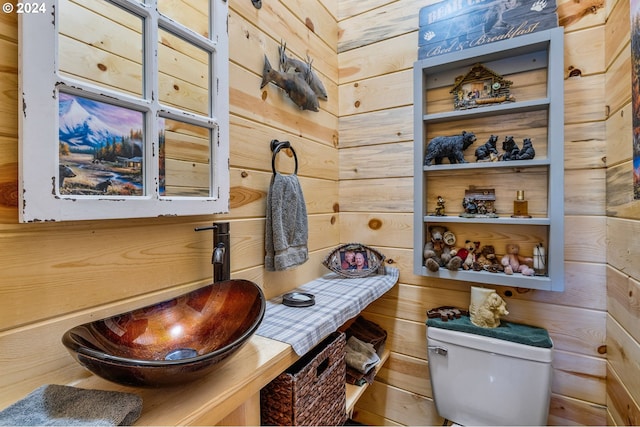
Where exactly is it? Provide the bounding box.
[427,325,553,426]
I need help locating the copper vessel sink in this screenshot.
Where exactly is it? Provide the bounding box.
[62,279,265,387]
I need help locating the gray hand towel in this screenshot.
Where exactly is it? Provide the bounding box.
[0,385,143,426]
[345,335,380,374]
[265,173,309,271]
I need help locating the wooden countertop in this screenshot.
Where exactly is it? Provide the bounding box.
[72,335,298,425]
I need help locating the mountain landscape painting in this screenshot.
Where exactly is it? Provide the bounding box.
[58,92,144,196]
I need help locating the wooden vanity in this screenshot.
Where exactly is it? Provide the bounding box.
[52,270,399,425]
[73,335,298,425]
[72,331,388,425]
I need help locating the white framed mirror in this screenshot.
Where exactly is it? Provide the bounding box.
[18,0,229,222]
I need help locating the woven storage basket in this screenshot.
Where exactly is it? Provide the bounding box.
[346,315,387,355]
[260,331,347,426]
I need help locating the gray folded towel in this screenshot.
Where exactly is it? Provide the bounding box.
[345,335,380,374]
[0,385,143,426]
[265,173,309,271]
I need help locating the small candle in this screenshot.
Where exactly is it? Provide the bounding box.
[533,243,546,275]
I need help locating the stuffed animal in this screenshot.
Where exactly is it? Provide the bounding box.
[424,131,477,166]
[501,243,534,275]
[454,240,479,270]
[423,226,463,272]
[473,245,503,273]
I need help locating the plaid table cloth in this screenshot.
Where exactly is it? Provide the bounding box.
[256,267,399,355]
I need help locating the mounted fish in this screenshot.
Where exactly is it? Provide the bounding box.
[261,54,319,112]
[278,41,328,101]
[303,56,328,101]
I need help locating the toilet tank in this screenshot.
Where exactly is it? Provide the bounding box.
[427,326,553,426]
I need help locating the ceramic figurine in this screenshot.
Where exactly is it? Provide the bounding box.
[462,196,478,215]
[501,135,520,161]
[469,286,508,328]
[424,131,477,166]
[516,138,536,160]
[475,134,500,161]
[434,195,446,216]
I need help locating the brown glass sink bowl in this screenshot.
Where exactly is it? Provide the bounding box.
[62,279,265,387]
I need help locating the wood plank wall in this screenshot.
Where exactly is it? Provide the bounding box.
[0,0,635,425]
[338,0,611,425]
[0,0,340,411]
[605,0,640,424]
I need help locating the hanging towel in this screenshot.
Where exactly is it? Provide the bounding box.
[0,384,143,426]
[265,173,308,271]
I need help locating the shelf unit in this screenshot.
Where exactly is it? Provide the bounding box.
[413,28,565,292]
[345,348,390,417]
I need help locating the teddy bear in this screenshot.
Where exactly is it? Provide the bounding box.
[473,245,503,273]
[423,225,463,272]
[501,243,535,276]
[454,240,479,270]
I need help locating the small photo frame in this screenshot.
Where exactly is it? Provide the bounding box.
[323,243,385,278]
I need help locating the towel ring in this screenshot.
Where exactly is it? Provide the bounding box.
[270,139,298,175]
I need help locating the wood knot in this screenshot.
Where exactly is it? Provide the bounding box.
[330,215,336,225]
[0,181,18,207]
[568,68,582,77]
[173,84,180,91]
[305,17,315,32]
[333,203,339,212]
[368,218,382,230]
[241,171,248,178]
[597,345,607,355]
[261,91,268,101]
[354,100,361,108]
[97,63,107,71]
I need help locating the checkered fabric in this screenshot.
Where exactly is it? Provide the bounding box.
[256,267,399,355]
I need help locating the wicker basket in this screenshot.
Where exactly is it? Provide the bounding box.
[345,315,387,355]
[260,331,347,426]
